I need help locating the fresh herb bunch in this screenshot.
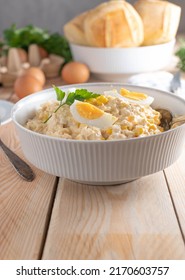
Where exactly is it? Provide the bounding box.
[3,24,49,49]
[44,86,100,123]
[0,40,4,56]
[175,38,185,72]
[42,33,72,63]
[2,24,72,62]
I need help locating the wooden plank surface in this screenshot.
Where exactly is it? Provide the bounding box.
[0,122,57,259]
[1,66,185,260]
[42,174,185,260]
[164,144,185,240]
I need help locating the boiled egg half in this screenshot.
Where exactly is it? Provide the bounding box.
[70,100,117,129]
[103,89,123,99]
[120,88,154,105]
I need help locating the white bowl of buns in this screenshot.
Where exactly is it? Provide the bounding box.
[64,0,181,81]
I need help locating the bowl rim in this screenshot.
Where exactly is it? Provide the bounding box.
[11,82,185,144]
[69,39,176,51]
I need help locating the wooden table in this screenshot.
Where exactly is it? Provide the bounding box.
[1,71,185,260]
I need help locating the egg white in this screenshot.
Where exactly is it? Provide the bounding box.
[103,89,123,99]
[120,95,154,106]
[103,89,154,106]
[70,100,117,129]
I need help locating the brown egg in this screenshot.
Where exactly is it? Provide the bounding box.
[61,61,90,84]
[17,48,28,63]
[38,46,48,58]
[24,67,46,86]
[14,74,43,99]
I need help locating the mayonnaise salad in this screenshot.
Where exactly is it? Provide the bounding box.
[25,87,163,140]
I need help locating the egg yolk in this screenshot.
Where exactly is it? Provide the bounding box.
[120,88,148,101]
[76,102,104,119]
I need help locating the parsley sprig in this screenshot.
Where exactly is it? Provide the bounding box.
[1,24,72,62]
[175,38,185,72]
[44,86,100,123]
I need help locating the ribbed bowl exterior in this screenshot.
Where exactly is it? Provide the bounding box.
[12,83,185,185]
[16,123,185,185]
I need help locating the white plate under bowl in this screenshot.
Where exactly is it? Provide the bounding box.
[127,71,185,99]
[70,40,175,81]
[0,100,14,125]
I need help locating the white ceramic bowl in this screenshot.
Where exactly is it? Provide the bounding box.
[70,40,175,81]
[12,83,185,185]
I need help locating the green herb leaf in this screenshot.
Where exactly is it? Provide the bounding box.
[75,89,100,99]
[65,92,77,105]
[3,24,49,50]
[41,33,72,63]
[65,89,100,105]
[53,85,65,102]
[175,38,185,72]
[2,24,72,63]
[44,86,100,123]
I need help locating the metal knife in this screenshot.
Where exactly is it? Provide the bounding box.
[170,71,181,93]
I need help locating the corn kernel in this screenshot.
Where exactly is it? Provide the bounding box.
[96,95,108,105]
[106,128,112,135]
[127,115,134,122]
[86,98,97,105]
[149,124,157,130]
[121,125,128,130]
[154,115,160,124]
[147,118,154,124]
[86,96,108,106]
[135,127,144,136]
[159,126,164,132]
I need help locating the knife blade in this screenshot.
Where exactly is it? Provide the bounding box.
[170,71,181,93]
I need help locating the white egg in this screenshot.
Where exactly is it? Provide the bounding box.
[120,88,154,105]
[70,100,117,129]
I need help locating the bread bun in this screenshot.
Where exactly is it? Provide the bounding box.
[63,11,89,46]
[64,0,144,48]
[134,0,181,45]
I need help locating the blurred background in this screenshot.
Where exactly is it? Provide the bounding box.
[0,0,184,36]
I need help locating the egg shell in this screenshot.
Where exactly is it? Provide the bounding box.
[24,67,46,86]
[38,46,48,58]
[61,62,90,84]
[17,48,28,63]
[14,74,43,99]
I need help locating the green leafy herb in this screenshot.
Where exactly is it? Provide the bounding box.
[53,85,65,101]
[44,86,100,123]
[3,24,49,49]
[41,33,72,63]
[2,24,72,63]
[175,38,185,72]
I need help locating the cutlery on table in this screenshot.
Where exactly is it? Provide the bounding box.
[0,138,35,182]
[170,71,182,93]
